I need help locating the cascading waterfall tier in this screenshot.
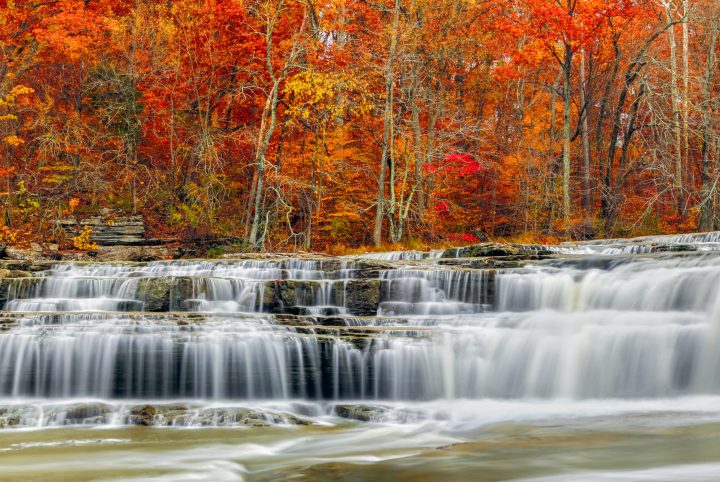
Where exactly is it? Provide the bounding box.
[3,236,720,428]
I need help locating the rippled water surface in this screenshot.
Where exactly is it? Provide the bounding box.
[4,399,720,481]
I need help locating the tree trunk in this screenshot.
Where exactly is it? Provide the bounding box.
[249,81,280,249]
[411,87,425,215]
[699,14,718,230]
[666,3,684,214]
[682,0,690,183]
[373,0,401,247]
[580,48,591,212]
[562,42,573,227]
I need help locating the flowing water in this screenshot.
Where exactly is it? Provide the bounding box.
[4,236,720,480]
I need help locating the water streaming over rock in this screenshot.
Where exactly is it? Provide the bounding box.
[3,234,720,429]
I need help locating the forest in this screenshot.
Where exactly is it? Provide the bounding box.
[0,0,718,252]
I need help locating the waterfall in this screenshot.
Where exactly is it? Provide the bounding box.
[3,236,720,428]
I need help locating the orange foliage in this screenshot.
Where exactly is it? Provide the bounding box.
[0,0,717,250]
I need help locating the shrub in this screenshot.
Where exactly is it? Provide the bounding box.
[72,226,99,251]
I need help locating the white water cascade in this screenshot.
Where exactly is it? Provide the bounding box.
[3,234,720,428]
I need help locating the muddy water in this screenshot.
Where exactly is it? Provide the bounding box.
[3,398,720,481]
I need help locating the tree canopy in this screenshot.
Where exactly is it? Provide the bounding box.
[0,0,718,251]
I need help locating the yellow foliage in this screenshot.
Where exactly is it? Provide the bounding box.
[8,85,34,98]
[72,226,99,251]
[0,225,32,248]
[4,135,24,147]
[285,71,372,124]
[0,84,34,107]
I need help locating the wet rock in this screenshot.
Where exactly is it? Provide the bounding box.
[648,243,696,253]
[0,260,31,271]
[240,409,311,426]
[136,278,172,312]
[343,279,381,316]
[192,407,312,427]
[134,276,192,312]
[261,278,381,316]
[334,404,389,422]
[127,405,158,426]
[437,256,549,269]
[51,403,113,425]
[348,260,395,279]
[148,404,196,426]
[0,277,41,307]
[0,406,40,428]
[444,243,552,258]
[115,404,316,428]
[64,403,112,421]
[27,261,58,272]
[263,281,292,313]
[263,280,331,313]
[273,314,315,327]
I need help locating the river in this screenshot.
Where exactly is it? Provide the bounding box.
[2,234,720,480]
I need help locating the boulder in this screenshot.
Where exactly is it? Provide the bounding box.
[136,277,171,312]
[59,403,112,424]
[123,405,313,427]
[262,280,327,313]
[127,405,158,426]
[135,277,194,312]
[261,279,381,316]
[334,404,389,422]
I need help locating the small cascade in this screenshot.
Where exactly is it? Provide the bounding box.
[496,255,720,312]
[378,269,492,315]
[5,276,142,312]
[555,231,720,255]
[3,259,354,315]
[352,250,445,261]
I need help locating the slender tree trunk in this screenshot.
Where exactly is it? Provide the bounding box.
[562,42,573,226]
[411,88,425,215]
[305,125,320,250]
[248,0,308,249]
[249,81,280,248]
[409,2,425,217]
[580,48,591,212]
[598,39,621,230]
[374,0,401,247]
[699,15,719,230]
[549,75,560,226]
[666,3,684,214]
[682,0,690,182]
